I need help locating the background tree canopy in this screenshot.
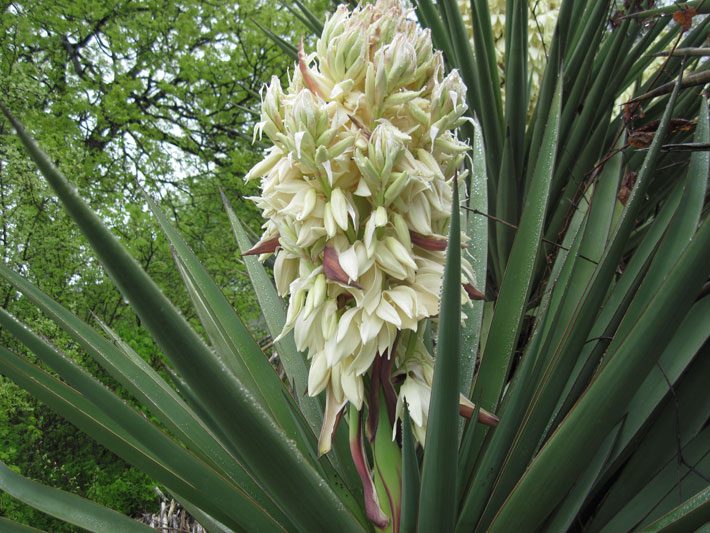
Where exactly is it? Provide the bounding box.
[0,0,326,528]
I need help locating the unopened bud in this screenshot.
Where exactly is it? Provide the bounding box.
[286,288,306,326]
[459,395,499,427]
[312,274,327,308]
[392,214,411,248]
[463,283,485,301]
[243,235,280,256]
[384,172,409,205]
[299,41,327,97]
[385,236,416,270]
[410,231,447,251]
[330,188,349,231]
[374,206,388,227]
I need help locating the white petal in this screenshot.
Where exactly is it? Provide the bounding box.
[330,188,349,230]
[324,203,337,238]
[298,187,317,220]
[294,131,306,159]
[336,307,360,343]
[339,244,360,282]
[341,370,363,409]
[359,312,384,344]
[318,386,347,455]
[308,353,330,396]
[376,297,402,328]
[322,160,334,185]
[354,179,372,197]
[351,341,377,376]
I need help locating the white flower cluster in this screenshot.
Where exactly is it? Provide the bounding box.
[245,0,476,450]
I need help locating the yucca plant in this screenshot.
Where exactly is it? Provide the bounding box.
[1,0,709,531]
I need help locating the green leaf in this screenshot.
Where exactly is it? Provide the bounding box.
[411,0,455,68]
[144,191,308,451]
[544,422,622,532]
[221,192,322,433]
[0,460,153,533]
[252,20,298,59]
[589,348,710,530]
[222,194,365,521]
[624,0,710,20]
[457,177,591,531]
[0,346,218,520]
[484,66,691,530]
[607,96,708,351]
[600,427,710,532]
[0,517,45,533]
[506,2,528,176]
[460,119,488,395]
[282,0,323,36]
[417,179,461,531]
[488,211,710,532]
[438,0,486,147]
[469,0,503,136]
[0,264,289,525]
[609,295,710,469]
[0,309,287,530]
[475,137,622,525]
[525,0,573,185]
[494,0,526,270]
[400,407,420,533]
[372,391,402,532]
[470,76,562,427]
[172,493,238,533]
[0,105,364,533]
[640,486,710,533]
[552,180,685,426]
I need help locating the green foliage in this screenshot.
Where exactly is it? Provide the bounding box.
[0,399,154,531]
[0,0,708,532]
[0,0,322,527]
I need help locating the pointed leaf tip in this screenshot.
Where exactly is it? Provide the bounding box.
[410,231,448,251]
[243,235,281,256]
[463,283,486,301]
[298,40,323,97]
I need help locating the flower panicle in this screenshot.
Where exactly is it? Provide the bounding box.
[245,0,484,453]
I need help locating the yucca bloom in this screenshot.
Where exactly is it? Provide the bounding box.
[245,0,484,455]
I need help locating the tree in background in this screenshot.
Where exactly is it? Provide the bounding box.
[0,0,325,527]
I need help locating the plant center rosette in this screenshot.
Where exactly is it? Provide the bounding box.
[245,0,495,465]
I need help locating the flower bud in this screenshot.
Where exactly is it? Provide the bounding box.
[324,203,337,238]
[385,236,417,270]
[374,206,388,227]
[383,171,409,205]
[317,6,349,59]
[431,70,467,131]
[392,213,412,249]
[368,121,409,181]
[308,352,330,396]
[380,35,417,90]
[286,288,306,327]
[298,188,317,221]
[321,300,338,339]
[244,147,282,181]
[290,90,328,140]
[312,273,327,308]
[330,188,349,231]
[325,28,368,84]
